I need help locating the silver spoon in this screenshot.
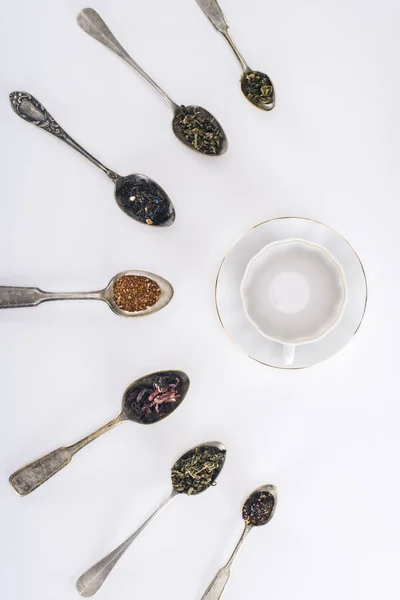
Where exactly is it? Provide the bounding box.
[195,0,275,111]
[77,8,228,156]
[10,91,175,227]
[9,371,190,497]
[200,484,277,600]
[0,270,173,317]
[76,441,227,597]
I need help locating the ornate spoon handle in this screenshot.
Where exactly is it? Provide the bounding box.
[10,91,118,180]
[77,8,178,110]
[76,490,178,597]
[0,286,103,309]
[195,0,250,71]
[9,415,123,496]
[201,524,252,600]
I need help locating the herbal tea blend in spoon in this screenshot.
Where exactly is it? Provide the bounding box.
[0,271,173,318]
[9,371,190,497]
[10,91,175,226]
[76,442,227,597]
[77,8,227,156]
[200,485,277,600]
[195,0,275,111]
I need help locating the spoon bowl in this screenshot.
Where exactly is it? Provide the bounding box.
[171,440,227,494]
[114,174,175,226]
[240,70,275,111]
[121,370,190,424]
[242,484,278,527]
[172,440,227,473]
[172,105,228,156]
[103,270,174,318]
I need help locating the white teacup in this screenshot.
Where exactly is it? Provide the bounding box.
[240,239,347,365]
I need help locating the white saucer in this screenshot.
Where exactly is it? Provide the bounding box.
[216,218,367,369]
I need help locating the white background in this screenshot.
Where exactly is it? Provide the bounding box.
[1,0,399,598]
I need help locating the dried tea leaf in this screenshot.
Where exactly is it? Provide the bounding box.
[241,71,274,109]
[171,445,226,495]
[242,490,276,526]
[113,275,161,313]
[173,106,224,155]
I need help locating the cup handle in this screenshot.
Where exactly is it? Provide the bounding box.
[283,345,296,366]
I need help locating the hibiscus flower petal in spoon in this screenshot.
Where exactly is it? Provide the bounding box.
[9,371,190,496]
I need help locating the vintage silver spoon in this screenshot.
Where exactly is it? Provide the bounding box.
[76,441,227,597]
[200,484,277,600]
[0,270,173,318]
[9,371,190,497]
[77,8,228,156]
[10,91,175,227]
[196,0,275,111]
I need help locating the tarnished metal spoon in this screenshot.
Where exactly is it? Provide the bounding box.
[10,91,175,227]
[76,441,227,597]
[9,371,190,497]
[77,8,227,156]
[200,484,277,600]
[196,0,275,111]
[0,270,173,318]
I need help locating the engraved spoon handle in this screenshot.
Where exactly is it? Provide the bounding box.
[195,0,250,71]
[76,489,178,597]
[0,286,103,309]
[9,415,123,496]
[201,524,252,600]
[77,8,178,111]
[10,91,118,181]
